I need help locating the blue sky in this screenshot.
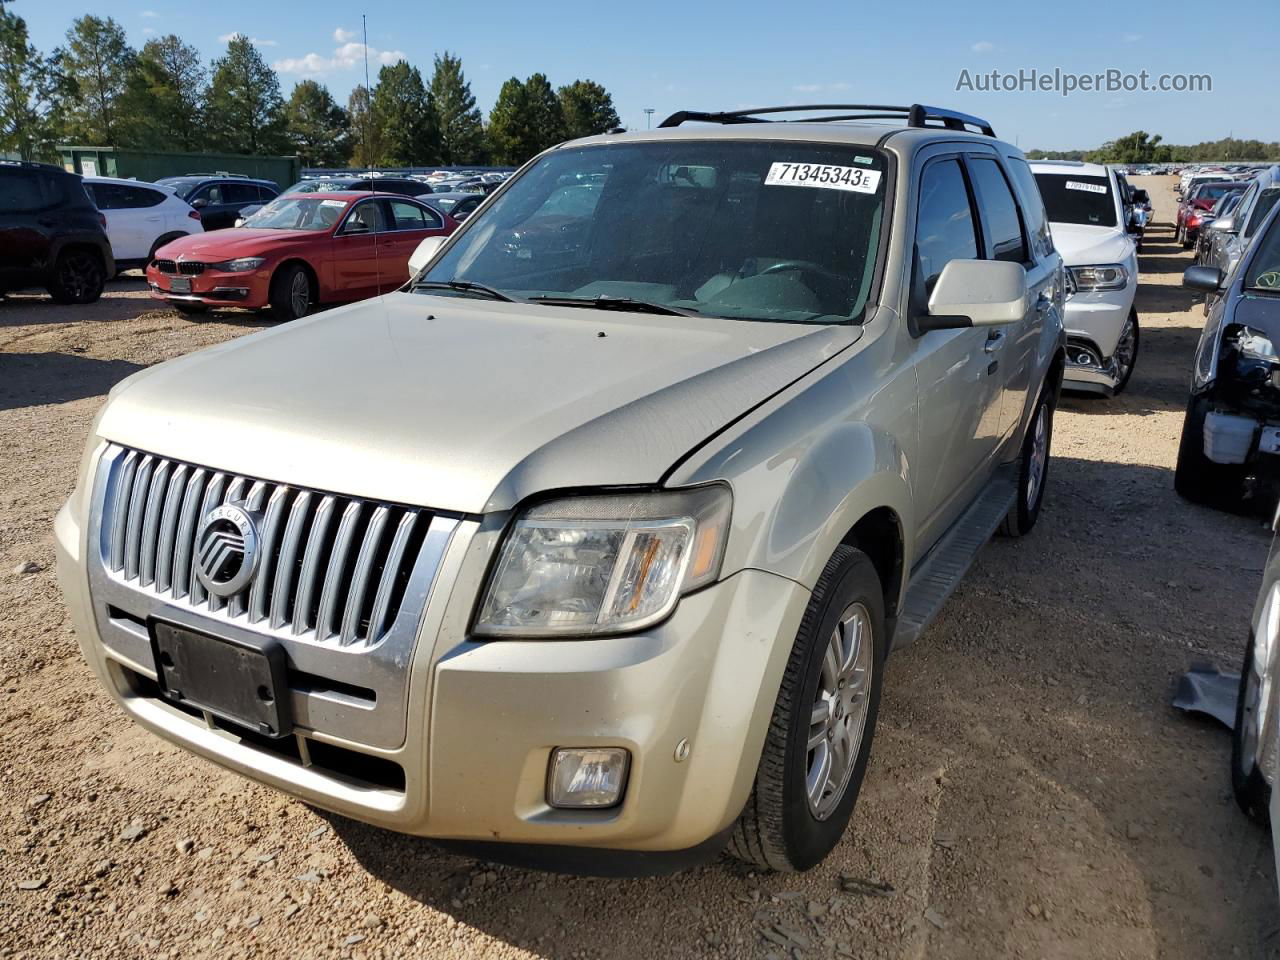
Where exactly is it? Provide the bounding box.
[16,0,1273,150]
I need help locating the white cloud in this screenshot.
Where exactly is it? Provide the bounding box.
[142,27,156,35]
[218,32,279,47]
[141,9,159,16]
[971,40,994,53]
[791,82,852,94]
[334,27,357,42]
[274,42,406,77]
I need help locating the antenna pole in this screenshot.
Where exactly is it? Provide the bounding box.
[362,14,383,292]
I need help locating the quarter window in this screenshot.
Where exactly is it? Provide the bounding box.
[915,158,979,296]
[967,157,1028,264]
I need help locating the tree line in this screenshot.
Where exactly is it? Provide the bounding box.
[0,7,620,167]
[1028,130,1280,164]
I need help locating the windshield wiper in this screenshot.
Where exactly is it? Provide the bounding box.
[413,279,524,303]
[528,295,700,317]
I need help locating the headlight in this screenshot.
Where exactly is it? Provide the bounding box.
[1068,264,1129,292]
[209,257,265,272]
[1237,327,1279,363]
[475,485,732,637]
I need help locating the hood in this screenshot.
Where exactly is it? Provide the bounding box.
[1048,221,1134,266]
[155,229,321,259]
[98,294,857,514]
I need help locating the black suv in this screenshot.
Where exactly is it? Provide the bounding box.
[0,161,115,304]
[154,174,279,230]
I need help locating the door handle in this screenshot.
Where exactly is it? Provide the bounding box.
[983,329,1006,354]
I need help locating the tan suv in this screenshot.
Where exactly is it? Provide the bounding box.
[57,104,1065,873]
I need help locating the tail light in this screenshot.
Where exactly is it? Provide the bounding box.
[188,209,201,221]
[98,213,107,230]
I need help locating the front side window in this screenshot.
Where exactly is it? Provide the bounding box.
[241,196,348,231]
[343,199,386,234]
[966,157,1028,264]
[1246,188,1280,239]
[1245,211,1280,291]
[420,141,889,324]
[1005,158,1053,260]
[1033,174,1116,228]
[915,158,978,295]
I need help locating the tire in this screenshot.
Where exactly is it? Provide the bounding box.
[1174,394,1244,506]
[173,303,207,316]
[47,249,105,304]
[1000,386,1054,537]
[148,233,186,262]
[1232,628,1272,825]
[268,263,313,322]
[728,544,886,872]
[1110,311,1140,396]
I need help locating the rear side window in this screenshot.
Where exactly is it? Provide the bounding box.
[1245,188,1280,239]
[223,183,261,205]
[86,183,166,209]
[966,157,1028,264]
[385,199,442,230]
[1005,158,1053,260]
[0,170,64,212]
[915,158,979,295]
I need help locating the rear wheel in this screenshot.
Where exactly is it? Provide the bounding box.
[1174,394,1244,506]
[728,545,885,872]
[47,249,105,304]
[268,263,313,322]
[1000,387,1054,537]
[1110,311,1140,395]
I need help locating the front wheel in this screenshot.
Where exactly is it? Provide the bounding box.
[1232,626,1273,825]
[1110,311,1140,395]
[269,263,313,322]
[47,249,105,304]
[1174,394,1244,506]
[728,545,885,872]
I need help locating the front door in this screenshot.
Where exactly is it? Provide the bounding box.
[330,199,385,301]
[908,153,1006,552]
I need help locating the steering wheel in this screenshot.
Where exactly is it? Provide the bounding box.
[1257,270,1280,289]
[756,259,848,287]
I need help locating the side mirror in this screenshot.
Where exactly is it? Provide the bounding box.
[191,198,208,209]
[1210,215,1237,234]
[342,221,370,236]
[408,235,446,276]
[917,259,1028,332]
[1183,265,1224,292]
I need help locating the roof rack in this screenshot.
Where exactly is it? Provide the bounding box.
[658,104,995,137]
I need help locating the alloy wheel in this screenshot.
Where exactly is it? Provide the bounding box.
[806,602,873,820]
[290,271,310,318]
[1026,402,1049,511]
[1114,317,1137,386]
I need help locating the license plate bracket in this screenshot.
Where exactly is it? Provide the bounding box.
[169,276,192,294]
[151,622,291,738]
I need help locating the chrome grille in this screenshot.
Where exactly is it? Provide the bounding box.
[101,446,433,648]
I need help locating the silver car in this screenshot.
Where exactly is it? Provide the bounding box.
[57,104,1065,873]
[1204,165,1280,280]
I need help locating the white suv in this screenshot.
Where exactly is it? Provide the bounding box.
[1031,161,1140,396]
[82,176,204,271]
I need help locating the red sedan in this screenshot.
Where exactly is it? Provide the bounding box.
[146,192,458,320]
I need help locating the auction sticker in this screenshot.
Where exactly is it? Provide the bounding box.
[1065,180,1108,194]
[765,162,881,194]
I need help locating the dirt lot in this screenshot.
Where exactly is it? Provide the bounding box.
[2,177,1277,959]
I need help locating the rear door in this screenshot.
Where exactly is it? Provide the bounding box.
[92,182,167,261]
[967,153,1054,440]
[0,169,59,286]
[376,198,450,288]
[908,151,1007,550]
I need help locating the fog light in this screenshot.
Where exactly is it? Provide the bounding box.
[547,747,630,808]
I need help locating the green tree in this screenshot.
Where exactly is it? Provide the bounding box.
[523,72,565,155]
[118,35,207,150]
[0,4,65,160]
[57,15,133,144]
[206,34,287,155]
[371,60,438,165]
[486,76,528,165]
[557,79,619,140]
[429,51,483,165]
[346,83,385,168]
[285,79,349,167]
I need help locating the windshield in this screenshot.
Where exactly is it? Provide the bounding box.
[430,196,459,211]
[1033,174,1116,227]
[241,195,347,231]
[418,142,888,324]
[1246,209,1280,291]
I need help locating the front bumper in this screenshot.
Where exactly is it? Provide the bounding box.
[145,265,269,308]
[56,466,811,854]
[1062,289,1136,393]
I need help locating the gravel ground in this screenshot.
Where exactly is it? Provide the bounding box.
[2,178,1277,959]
